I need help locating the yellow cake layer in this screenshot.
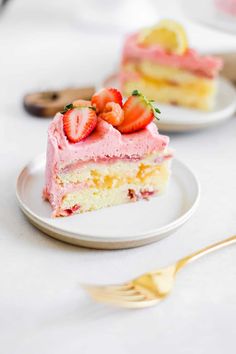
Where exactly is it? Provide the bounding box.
[58,151,169,188]
[61,165,169,213]
[122,61,216,110]
[123,79,215,110]
[58,152,171,214]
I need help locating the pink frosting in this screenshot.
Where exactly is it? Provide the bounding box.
[215,0,236,15]
[122,34,223,79]
[46,113,168,164]
[44,114,169,215]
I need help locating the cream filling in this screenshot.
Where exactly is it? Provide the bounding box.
[57,151,170,187]
[123,61,215,86]
[123,80,215,110]
[122,61,216,110]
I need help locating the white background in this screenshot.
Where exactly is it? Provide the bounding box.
[0,0,236,353]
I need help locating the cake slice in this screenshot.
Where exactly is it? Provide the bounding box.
[120,19,223,111]
[43,88,172,217]
[215,0,236,17]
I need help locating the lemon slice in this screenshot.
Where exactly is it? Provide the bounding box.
[138,19,188,55]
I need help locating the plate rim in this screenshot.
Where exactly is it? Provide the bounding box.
[99,73,236,130]
[16,154,200,244]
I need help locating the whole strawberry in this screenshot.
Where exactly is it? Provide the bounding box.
[91,88,122,113]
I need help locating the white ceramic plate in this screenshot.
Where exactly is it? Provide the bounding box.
[16,154,200,249]
[99,74,236,132]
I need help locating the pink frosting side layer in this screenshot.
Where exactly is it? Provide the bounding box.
[122,34,223,79]
[44,114,169,215]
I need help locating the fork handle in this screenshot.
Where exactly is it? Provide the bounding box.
[176,235,236,271]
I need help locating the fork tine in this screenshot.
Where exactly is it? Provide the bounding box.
[81,284,135,298]
[85,282,160,299]
[83,283,146,300]
[82,283,162,308]
[86,287,147,302]
[87,291,160,308]
[107,289,141,296]
[82,284,142,297]
[82,283,133,292]
[82,282,147,299]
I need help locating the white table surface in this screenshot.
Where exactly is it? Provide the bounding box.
[0,1,236,353]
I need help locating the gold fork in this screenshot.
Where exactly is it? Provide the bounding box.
[82,235,236,308]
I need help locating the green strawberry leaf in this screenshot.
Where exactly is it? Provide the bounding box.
[60,103,74,114]
[132,89,141,96]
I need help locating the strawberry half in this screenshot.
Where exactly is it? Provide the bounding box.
[63,107,97,143]
[117,90,160,134]
[91,88,122,113]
